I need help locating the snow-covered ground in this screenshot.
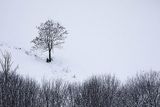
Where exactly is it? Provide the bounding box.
[0,42,79,83]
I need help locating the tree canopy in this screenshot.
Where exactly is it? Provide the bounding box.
[32,20,68,62]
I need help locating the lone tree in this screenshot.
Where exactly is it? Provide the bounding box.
[32,20,68,62]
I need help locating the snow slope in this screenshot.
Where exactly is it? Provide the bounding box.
[0,42,79,83]
[1,38,160,83]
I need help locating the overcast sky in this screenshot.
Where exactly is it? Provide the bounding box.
[0,0,160,81]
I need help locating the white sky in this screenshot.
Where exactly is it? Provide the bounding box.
[0,0,160,82]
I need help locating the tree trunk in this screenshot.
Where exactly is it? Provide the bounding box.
[48,49,51,62]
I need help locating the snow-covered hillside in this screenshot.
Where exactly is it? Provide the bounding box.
[0,0,160,83]
[0,42,79,83]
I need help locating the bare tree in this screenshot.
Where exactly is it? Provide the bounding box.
[0,52,12,74]
[79,75,120,107]
[120,71,160,107]
[32,20,68,62]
